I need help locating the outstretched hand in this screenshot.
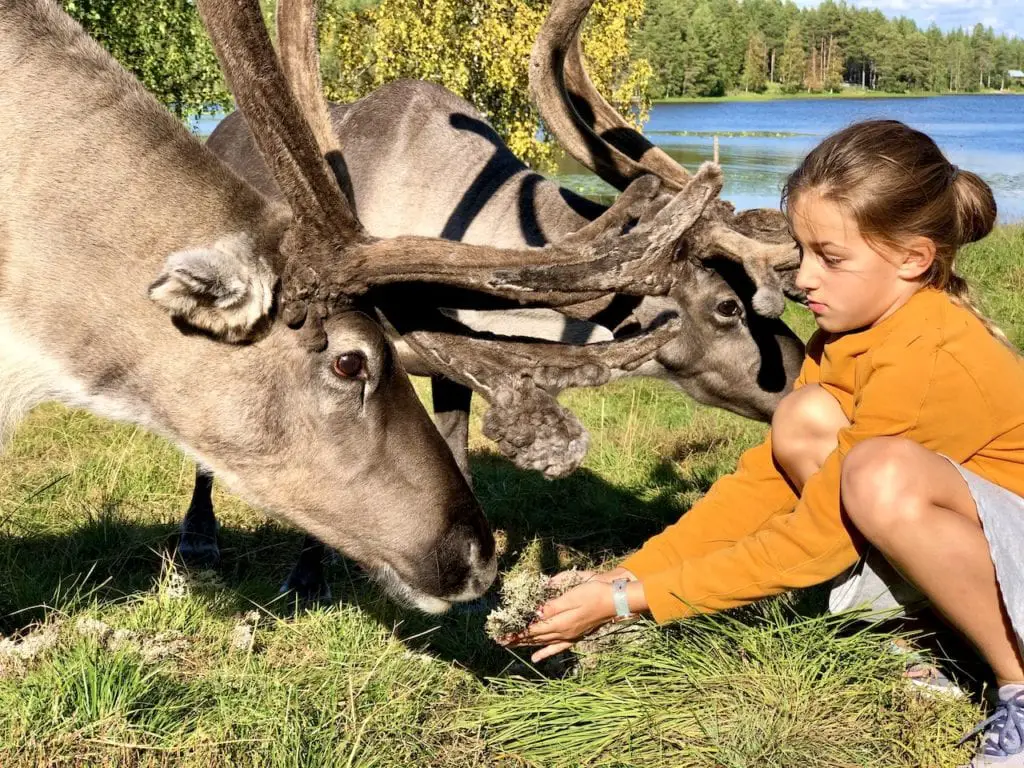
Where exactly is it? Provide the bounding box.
[498,568,641,663]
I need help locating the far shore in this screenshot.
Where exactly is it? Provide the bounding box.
[656,87,1024,104]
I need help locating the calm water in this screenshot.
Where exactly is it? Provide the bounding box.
[196,94,1024,222]
[557,94,1024,223]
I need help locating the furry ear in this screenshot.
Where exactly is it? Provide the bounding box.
[149,233,278,343]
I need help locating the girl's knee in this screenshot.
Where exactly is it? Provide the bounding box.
[841,437,928,537]
[772,384,846,465]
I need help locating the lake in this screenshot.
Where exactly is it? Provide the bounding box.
[196,93,1024,223]
[557,94,1024,224]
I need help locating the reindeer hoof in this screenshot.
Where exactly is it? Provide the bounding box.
[279,562,333,605]
[177,523,221,569]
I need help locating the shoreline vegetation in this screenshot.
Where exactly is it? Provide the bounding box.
[656,85,1024,104]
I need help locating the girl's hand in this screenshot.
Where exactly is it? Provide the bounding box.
[498,567,639,663]
[501,579,617,662]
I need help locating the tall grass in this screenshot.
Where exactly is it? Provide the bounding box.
[0,226,1020,766]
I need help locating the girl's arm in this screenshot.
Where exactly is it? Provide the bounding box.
[635,340,991,622]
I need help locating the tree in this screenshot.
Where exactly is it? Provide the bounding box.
[319,0,652,169]
[61,0,231,119]
[741,30,768,92]
[684,1,726,96]
[636,0,694,98]
[778,22,806,94]
[823,36,844,92]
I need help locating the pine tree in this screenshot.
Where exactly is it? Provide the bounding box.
[778,22,806,94]
[824,36,844,91]
[741,30,768,92]
[685,1,726,96]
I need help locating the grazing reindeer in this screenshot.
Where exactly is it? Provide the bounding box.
[185,0,807,598]
[0,0,689,611]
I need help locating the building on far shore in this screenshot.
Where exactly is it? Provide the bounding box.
[1008,69,1024,88]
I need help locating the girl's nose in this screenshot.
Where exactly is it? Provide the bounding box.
[794,254,818,292]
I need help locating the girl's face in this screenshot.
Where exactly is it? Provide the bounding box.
[789,191,927,334]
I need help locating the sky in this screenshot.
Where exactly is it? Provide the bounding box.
[794,0,1021,39]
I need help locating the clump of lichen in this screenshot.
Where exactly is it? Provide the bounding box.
[485,568,586,641]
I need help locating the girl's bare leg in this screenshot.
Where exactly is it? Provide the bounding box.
[841,437,1024,685]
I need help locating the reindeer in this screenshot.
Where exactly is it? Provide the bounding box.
[181,0,807,598]
[0,0,692,612]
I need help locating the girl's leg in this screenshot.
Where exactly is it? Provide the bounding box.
[771,384,849,491]
[841,437,1024,684]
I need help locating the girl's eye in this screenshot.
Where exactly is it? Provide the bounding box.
[333,351,366,380]
[821,254,843,268]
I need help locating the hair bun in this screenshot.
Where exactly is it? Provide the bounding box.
[952,169,997,246]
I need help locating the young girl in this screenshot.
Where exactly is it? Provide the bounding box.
[503,119,1024,766]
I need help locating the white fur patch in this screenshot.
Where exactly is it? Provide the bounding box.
[0,321,65,448]
[442,308,613,344]
[149,232,276,343]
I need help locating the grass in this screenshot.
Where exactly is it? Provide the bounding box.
[1,225,1022,766]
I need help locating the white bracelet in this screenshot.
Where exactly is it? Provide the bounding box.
[612,578,632,620]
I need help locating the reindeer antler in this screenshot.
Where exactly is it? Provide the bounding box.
[529,0,801,319]
[401,315,680,478]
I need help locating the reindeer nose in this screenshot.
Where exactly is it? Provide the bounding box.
[466,541,498,597]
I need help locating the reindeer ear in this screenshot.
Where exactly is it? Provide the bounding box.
[148,232,277,343]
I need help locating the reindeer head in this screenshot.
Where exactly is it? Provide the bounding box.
[145,0,688,604]
[528,0,805,421]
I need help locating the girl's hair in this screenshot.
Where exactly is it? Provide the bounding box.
[781,119,1011,349]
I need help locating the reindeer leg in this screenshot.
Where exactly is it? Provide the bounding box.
[178,465,221,568]
[280,535,332,603]
[431,374,473,483]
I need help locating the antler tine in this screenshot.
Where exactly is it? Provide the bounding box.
[707,224,800,318]
[277,0,338,158]
[529,0,690,192]
[336,230,676,304]
[196,0,360,239]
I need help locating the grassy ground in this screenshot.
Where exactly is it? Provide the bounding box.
[1,226,1022,766]
[656,83,1024,103]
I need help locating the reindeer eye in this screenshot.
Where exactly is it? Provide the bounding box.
[332,351,366,379]
[715,299,742,318]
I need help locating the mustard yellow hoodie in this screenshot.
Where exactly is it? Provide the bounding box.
[622,288,1024,622]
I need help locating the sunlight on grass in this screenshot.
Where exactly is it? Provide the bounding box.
[0,226,1020,765]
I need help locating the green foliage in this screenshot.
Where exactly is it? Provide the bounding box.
[685,2,726,96]
[778,22,806,94]
[824,37,844,92]
[741,30,769,93]
[61,0,231,119]
[318,0,651,170]
[636,0,1024,98]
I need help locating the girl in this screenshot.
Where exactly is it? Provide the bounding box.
[503,120,1024,766]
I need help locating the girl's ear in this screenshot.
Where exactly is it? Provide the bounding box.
[897,236,937,281]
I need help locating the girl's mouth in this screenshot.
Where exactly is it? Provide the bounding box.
[807,301,827,314]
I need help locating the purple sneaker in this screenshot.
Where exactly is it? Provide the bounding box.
[960,685,1024,767]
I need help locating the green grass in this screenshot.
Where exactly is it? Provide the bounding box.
[1,225,1022,766]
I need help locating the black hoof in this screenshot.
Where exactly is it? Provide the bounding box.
[177,522,221,569]
[279,561,332,605]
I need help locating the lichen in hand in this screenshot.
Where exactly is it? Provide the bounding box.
[484,568,586,641]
